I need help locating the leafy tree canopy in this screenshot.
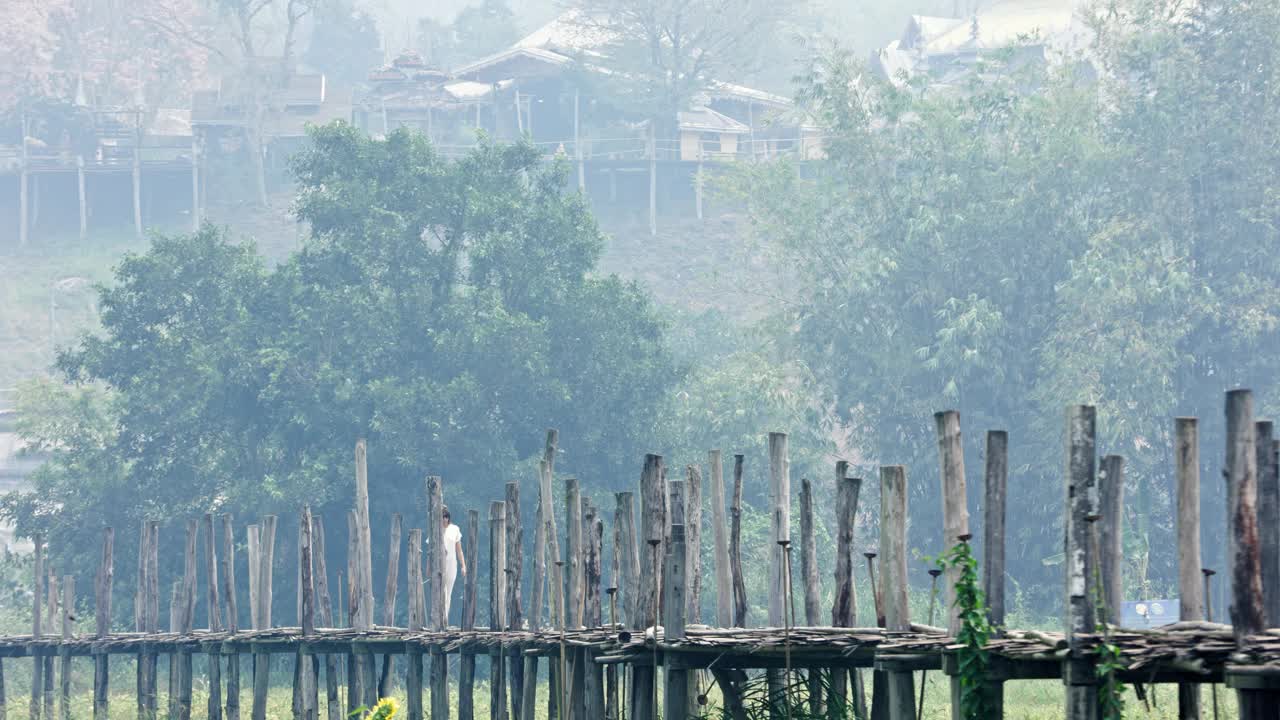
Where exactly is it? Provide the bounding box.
[729,0,1280,610]
[5,122,677,604]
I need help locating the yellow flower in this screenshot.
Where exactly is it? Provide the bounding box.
[368,698,398,720]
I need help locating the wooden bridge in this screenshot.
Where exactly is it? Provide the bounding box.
[5,391,1280,719]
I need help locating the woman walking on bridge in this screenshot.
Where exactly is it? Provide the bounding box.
[442,506,467,623]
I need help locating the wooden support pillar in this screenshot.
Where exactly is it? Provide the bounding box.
[566,478,584,629]
[177,520,197,720]
[76,156,88,240]
[425,476,448,720]
[506,481,525,720]
[710,451,731,628]
[630,454,664,720]
[615,492,640,629]
[251,516,276,720]
[222,515,241,720]
[934,411,971,635]
[522,479,542,720]
[662,480,689,720]
[93,528,112,720]
[583,509,606,719]
[767,433,791,717]
[1257,421,1280,626]
[1174,418,1203,720]
[982,431,1008,717]
[311,516,339,720]
[201,515,223,720]
[461,510,479,719]
[490,502,508,720]
[42,574,53,720]
[832,464,867,720]
[731,455,747,628]
[686,465,703,624]
[407,529,425,720]
[1224,390,1278,718]
[799,478,823,716]
[541,450,563,720]
[1065,406,1098,720]
[354,442,377,710]
[57,576,71,720]
[30,532,41,720]
[1099,455,1125,625]
[378,514,403,699]
[880,466,916,720]
[300,506,318,719]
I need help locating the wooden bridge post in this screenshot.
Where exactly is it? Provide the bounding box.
[566,478,584,632]
[311,516,340,720]
[615,492,640,629]
[1174,418,1203,719]
[378,514,403,699]
[663,477,690,720]
[344,513,359,716]
[880,466,916,720]
[584,508,606,719]
[300,506,318,719]
[934,411,971,635]
[426,477,449,720]
[767,433,791,717]
[506,481,524,720]
[1223,390,1277,718]
[406,529,425,720]
[1099,455,1125,625]
[57,576,71,720]
[202,514,222,720]
[832,464,868,720]
[459,510,479,720]
[523,475,546,720]
[630,454,664,720]
[1256,421,1280,626]
[710,451,731,629]
[31,531,42,720]
[222,515,241,720]
[983,431,1008,716]
[540,456,563,720]
[251,516,276,720]
[222,515,242,720]
[177,519,197,720]
[1064,406,1098,720]
[731,455,747,628]
[354,441,377,709]
[489,501,508,720]
[93,528,113,720]
[799,478,823,716]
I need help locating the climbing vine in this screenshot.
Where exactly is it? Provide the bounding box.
[935,539,995,720]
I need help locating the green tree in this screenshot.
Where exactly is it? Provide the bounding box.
[5,123,677,618]
[731,0,1280,611]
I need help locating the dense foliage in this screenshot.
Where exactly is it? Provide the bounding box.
[730,0,1280,610]
[3,123,677,611]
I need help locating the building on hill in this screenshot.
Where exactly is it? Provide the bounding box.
[871,0,1094,88]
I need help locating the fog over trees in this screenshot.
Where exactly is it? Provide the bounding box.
[2,0,1279,632]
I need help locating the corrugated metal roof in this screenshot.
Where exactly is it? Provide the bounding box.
[678,106,750,134]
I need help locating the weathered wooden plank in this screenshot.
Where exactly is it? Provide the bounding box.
[631,454,664,720]
[31,532,42,720]
[425,477,448,720]
[222,515,241,720]
[799,478,823,715]
[58,576,71,720]
[615,492,640,630]
[300,506,318,719]
[686,464,703,627]
[583,510,606,720]
[406,529,425,720]
[311,516,340,720]
[662,513,688,720]
[251,516,276,720]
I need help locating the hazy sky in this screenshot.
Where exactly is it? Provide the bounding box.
[366,0,979,59]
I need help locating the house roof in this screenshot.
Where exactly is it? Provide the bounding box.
[678,106,750,134]
[452,46,574,81]
[705,81,793,110]
[515,8,615,56]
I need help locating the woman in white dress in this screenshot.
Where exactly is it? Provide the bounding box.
[442,507,466,622]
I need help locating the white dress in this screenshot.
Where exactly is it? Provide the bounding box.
[443,522,462,620]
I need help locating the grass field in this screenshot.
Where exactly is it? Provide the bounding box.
[0,655,1241,719]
